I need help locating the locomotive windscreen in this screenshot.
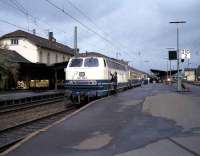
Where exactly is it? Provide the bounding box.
[69,59,83,67]
[84,58,99,67]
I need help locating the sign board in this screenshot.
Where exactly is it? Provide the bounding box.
[168,51,177,60]
[181,49,191,59]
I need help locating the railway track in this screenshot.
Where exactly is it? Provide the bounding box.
[0,85,143,154]
[0,97,64,114]
[0,104,76,153]
[0,92,65,112]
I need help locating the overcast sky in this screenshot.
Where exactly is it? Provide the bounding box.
[0,0,199,72]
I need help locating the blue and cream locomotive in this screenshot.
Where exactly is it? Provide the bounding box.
[64,52,142,104]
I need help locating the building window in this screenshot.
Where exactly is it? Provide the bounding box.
[63,55,65,62]
[39,51,43,63]
[47,52,50,64]
[56,54,58,63]
[11,38,18,45]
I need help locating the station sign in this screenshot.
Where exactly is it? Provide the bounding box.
[181,49,191,59]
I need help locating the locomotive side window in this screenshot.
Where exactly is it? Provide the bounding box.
[84,58,99,67]
[107,59,125,70]
[69,58,83,67]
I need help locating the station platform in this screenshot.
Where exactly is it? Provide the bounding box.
[0,90,64,101]
[4,84,200,156]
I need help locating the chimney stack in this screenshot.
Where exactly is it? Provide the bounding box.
[48,32,56,42]
[48,32,53,41]
[33,29,36,35]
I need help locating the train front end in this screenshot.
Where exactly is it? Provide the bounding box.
[64,56,109,104]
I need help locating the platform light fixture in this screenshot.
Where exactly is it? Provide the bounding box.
[169,21,186,91]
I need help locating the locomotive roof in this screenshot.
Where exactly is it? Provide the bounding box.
[74,52,147,75]
[74,52,128,65]
[128,66,147,74]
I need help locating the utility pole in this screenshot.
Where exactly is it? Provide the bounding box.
[74,26,78,54]
[169,21,186,91]
[116,52,120,59]
[169,60,172,80]
[167,59,169,80]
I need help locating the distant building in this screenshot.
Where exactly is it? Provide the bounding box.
[184,68,196,81]
[0,30,75,64]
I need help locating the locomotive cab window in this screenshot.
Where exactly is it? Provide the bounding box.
[84,58,99,67]
[103,59,107,67]
[69,58,83,67]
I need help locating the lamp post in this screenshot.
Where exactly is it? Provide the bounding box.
[169,21,186,91]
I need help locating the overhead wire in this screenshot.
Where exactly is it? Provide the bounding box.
[0,19,28,31]
[0,0,74,44]
[1,0,137,62]
[45,0,121,51]
[56,0,136,60]
[65,0,130,48]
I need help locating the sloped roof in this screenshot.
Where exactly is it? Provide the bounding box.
[0,48,30,63]
[0,30,75,55]
[151,69,180,77]
[128,66,147,74]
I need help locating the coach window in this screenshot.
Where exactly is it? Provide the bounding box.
[69,58,83,67]
[84,58,99,67]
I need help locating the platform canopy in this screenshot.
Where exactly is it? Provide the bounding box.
[150,69,180,79]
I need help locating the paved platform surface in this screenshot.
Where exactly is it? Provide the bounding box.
[0,90,64,101]
[5,84,200,156]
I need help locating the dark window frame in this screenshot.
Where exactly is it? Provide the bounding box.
[84,57,99,67]
[104,59,107,67]
[56,54,58,63]
[69,58,83,67]
[10,38,19,45]
[47,52,50,64]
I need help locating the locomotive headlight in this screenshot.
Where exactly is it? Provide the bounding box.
[68,81,75,85]
[91,80,97,85]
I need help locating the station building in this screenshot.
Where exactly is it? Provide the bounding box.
[0,30,74,64]
[0,30,75,90]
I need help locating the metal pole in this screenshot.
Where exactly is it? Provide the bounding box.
[74,26,78,54]
[177,25,182,91]
[170,21,186,91]
[170,60,172,79]
[167,59,169,80]
[54,68,57,91]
